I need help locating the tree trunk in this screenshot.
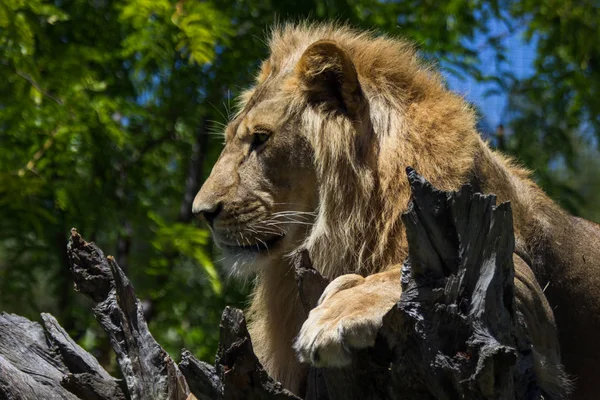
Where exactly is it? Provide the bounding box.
[0,169,554,399]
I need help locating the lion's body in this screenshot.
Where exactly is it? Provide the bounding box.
[194,23,600,399]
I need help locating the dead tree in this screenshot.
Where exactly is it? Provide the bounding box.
[0,169,545,399]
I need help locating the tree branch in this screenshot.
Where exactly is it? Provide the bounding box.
[16,70,64,106]
[0,169,562,399]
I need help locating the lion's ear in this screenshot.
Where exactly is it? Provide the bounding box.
[296,40,363,116]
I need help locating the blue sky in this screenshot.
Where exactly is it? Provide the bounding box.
[445,19,538,135]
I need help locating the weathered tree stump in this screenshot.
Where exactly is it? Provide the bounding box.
[0,169,551,400]
[0,311,125,399]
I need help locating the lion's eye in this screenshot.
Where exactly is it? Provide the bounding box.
[251,131,271,150]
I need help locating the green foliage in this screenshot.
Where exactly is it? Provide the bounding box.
[0,0,598,367]
[149,212,220,294]
[476,1,600,216]
[0,0,235,361]
[119,0,232,67]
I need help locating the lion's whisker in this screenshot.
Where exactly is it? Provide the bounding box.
[269,217,313,224]
[256,237,270,256]
[269,215,315,222]
[247,225,286,235]
[264,221,314,227]
[272,210,317,215]
[271,213,316,220]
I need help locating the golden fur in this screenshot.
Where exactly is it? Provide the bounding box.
[193,23,600,399]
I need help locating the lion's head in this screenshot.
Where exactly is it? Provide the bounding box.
[193,23,479,278]
[191,76,319,275]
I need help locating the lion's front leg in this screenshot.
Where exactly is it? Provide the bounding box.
[294,269,401,367]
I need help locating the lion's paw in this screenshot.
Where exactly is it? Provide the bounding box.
[293,272,400,367]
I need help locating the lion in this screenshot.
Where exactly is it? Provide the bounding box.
[192,23,600,399]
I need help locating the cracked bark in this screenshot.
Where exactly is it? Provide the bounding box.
[0,169,545,400]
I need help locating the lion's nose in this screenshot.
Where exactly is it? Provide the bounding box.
[192,201,223,226]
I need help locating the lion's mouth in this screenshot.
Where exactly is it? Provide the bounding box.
[220,234,285,253]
